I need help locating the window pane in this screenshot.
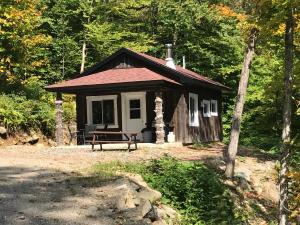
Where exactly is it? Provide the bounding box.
[92,101,102,124]
[103,100,114,124]
[211,102,217,113]
[130,99,140,109]
[130,109,141,119]
[204,103,208,114]
[190,97,195,123]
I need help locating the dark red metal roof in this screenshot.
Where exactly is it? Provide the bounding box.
[46,48,230,92]
[134,50,228,89]
[46,67,181,90]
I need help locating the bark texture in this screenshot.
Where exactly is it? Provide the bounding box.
[154,92,165,144]
[225,28,258,178]
[55,94,64,146]
[80,41,86,74]
[279,7,294,225]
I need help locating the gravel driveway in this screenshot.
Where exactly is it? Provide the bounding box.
[0,145,221,225]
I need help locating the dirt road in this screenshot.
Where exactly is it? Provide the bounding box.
[0,145,277,225]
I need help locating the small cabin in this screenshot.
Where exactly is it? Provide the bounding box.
[46,45,229,144]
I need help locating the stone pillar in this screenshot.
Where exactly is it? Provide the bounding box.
[154,91,165,144]
[55,93,63,146]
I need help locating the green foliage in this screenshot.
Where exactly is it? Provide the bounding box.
[93,156,247,224]
[0,0,299,152]
[0,94,55,135]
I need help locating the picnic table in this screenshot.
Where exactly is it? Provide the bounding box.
[88,131,138,152]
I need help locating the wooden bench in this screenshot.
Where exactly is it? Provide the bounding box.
[88,131,138,152]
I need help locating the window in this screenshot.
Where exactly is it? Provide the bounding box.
[202,100,211,117]
[211,100,218,116]
[86,95,118,128]
[129,99,141,119]
[189,93,199,126]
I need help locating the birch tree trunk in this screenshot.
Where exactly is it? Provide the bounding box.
[279,6,294,225]
[225,28,258,178]
[80,40,86,74]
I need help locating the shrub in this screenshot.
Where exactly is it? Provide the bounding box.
[142,156,246,224]
[0,94,55,135]
[93,156,247,224]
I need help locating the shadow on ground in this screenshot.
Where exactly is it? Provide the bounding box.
[0,166,144,225]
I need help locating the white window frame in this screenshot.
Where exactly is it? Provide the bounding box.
[86,95,118,128]
[210,100,218,116]
[189,93,199,127]
[202,100,211,117]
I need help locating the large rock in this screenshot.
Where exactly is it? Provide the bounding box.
[235,168,252,183]
[152,219,167,225]
[27,134,39,145]
[125,174,162,203]
[48,139,57,147]
[111,174,176,224]
[115,188,139,211]
[0,126,7,135]
[156,205,178,220]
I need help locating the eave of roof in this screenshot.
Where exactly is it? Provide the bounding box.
[46,67,181,92]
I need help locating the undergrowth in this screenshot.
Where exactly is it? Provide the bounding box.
[93,156,248,224]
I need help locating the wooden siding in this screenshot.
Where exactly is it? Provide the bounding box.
[164,88,222,143]
[75,86,223,144]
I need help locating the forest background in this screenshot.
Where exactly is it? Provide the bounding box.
[0,0,299,220]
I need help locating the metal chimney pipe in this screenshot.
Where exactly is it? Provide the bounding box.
[165,44,176,70]
[182,56,186,69]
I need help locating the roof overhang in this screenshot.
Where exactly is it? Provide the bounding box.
[45,80,181,94]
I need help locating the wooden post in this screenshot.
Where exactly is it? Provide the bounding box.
[154,91,165,144]
[55,93,63,146]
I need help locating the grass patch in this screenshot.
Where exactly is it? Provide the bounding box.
[93,156,248,224]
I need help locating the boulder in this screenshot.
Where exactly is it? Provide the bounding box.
[124,174,162,203]
[0,126,7,135]
[253,185,263,195]
[152,219,167,225]
[136,188,162,204]
[156,205,177,219]
[85,206,98,218]
[138,199,153,219]
[35,143,45,148]
[144,204,158,221]
[122,199,152,220]
[235,168,252,182]
[111,174,176,225]
[238,177,251,191]
[48,139,57,147]
[26,134,39,145]
[115,189,138,211]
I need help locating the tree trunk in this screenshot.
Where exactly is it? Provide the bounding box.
[225,28,258,178]
[80,41,86,74]
[279,6,294,225]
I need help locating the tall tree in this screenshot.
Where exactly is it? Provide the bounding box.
[0,0,51,85]
[79,0,94,73]
[279,4,294,225]
[225,27,258,178]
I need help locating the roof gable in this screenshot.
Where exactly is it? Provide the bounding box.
[79,48,230,91]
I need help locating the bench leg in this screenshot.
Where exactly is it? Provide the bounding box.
[92,144,95,151]
[100,143,103,151]
[134,136,137,150]
[127,143,131,152]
